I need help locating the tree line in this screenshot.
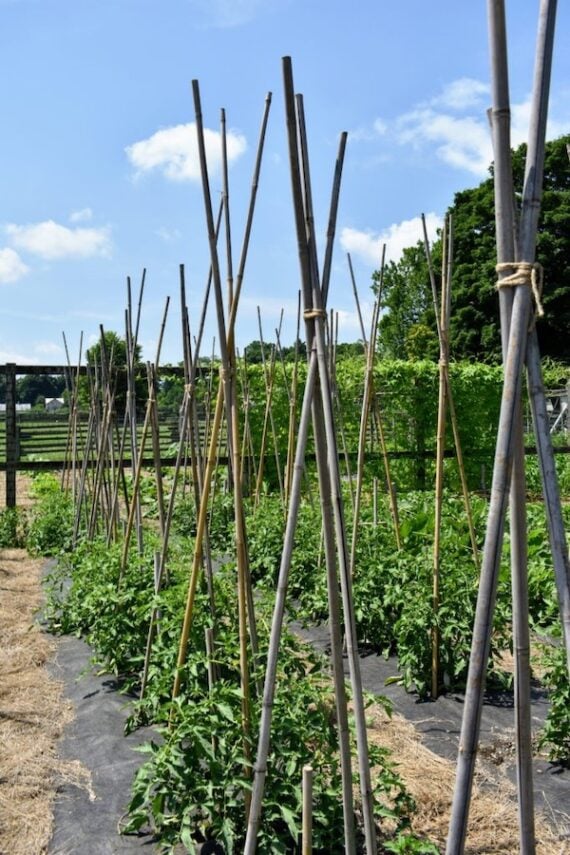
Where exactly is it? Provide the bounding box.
[374,134,570,362]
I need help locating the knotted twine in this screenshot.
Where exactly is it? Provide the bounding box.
[496,261,545,318]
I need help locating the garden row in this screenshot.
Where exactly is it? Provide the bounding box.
[3,467,568,852]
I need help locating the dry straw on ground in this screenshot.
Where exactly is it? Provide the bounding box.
[367,701,570,854]
[0,547,90,855]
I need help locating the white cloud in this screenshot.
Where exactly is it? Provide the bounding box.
[432,78,490,111]
[397,109,492,176]
[126,122,247,182]
[6,220,112,260]
[510,97,570,148]
[69,207,93,223]
[34,340,63,355]
[340,212,443,267]
[395,81,570,177]
[335,302,375,340]
[348,118,387,143]
[0,247,29,283]
[0,340,38,364]
[187,0,266,28]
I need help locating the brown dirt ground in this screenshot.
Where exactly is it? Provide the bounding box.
[0,547,93,855]
[367,701,570,854]
[0,473,91,855]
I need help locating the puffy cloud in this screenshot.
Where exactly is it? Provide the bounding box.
[126,122,247,182]
[397,109,492,176]
[340,212,442,267]
[6,220,112,260]
[431,78,490,110]
[335,302,375,339]
[348,118,387,143]
[69,207,93,223]
[395,80,570,177]
[0,247,29,283]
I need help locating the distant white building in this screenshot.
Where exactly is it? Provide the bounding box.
[45,397,65,412]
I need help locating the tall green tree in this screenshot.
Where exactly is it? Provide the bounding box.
[17,374,66,406]
[80,331,144,413]
[375,134,570,362]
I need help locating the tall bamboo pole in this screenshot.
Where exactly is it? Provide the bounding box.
[447,3,558,850]
[254,307,284,505]
[285,292,302,505]
[431,218,451,700]
[486,10,535,847]
[295,87,376,851]
[221,107,234,312]
[350,254,401,548]
[244,108,354,853]
[302,765,313,855]
[171,87,272,725]
[421,215,479,568]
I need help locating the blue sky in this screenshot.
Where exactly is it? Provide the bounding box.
[1,0,569,366]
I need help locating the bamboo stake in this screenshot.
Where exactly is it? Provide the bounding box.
[487,5,541,849]
[447,2,557,850]
[295,88,376,851]
[244,101,354,852]
[302,765,313,855]
[254,339,278,503]
[284,292,302,505]
[421,215,479,568]
[171,381,225,706]
[140,274,217,699]
[432,217,450,701]
[221,107,234,311]
[254,307,284,505]
[61,332,74,493]
[118,298,170,578]
[171,89,272,758]
[329,309,355,512]
[126,276,145,554]
[351,254,401,547]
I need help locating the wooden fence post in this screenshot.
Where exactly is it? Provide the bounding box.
[5,363,17,507]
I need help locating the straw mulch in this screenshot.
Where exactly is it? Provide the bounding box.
[367,701,570,854]
[0,547,91,855]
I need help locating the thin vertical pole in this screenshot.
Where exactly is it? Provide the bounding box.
[5,364,17,508]
[302,765,313,855]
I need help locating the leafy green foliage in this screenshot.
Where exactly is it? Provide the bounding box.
[537,643,570,765]
[26,473,73,555]
[44,527,420,852]
[0,507,27,547]
[374,135,570,362]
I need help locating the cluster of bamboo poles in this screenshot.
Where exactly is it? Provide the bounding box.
[447,2,570,853]
[55,14,570,850]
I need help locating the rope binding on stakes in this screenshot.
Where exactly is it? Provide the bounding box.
[496,261,545,318]
[303,308,327,320]
[219,365,235,381]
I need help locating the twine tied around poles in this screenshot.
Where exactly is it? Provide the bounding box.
[303,308,327,320]
[496,261,545,318]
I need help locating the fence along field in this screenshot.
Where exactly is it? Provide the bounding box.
[3,8,570,854]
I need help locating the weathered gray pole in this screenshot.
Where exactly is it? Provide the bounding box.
[488,3,534,847]
[244,82,355,851]
[447,2,558,851]
[5,364,17,508]
[296,89,377,851]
